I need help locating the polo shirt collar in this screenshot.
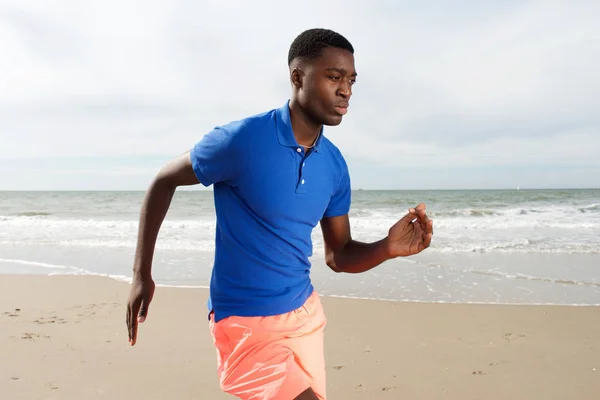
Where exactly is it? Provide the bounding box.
[276,100,323,152]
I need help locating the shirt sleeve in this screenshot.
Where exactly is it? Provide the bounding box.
[190,126,246,187]
[323,159,351,218]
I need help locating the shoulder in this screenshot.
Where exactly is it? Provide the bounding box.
[320,136,349,171]
[214,108,277,143]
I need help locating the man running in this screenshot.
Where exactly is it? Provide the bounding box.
[126,28,433,400]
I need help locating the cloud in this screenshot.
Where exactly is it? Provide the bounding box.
[0,0,598,189]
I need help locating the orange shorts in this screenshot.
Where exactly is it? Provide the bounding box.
[209,291,327,400]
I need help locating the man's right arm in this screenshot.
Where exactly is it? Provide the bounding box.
[127,151,200,345]
[127,124,245,345]
[132,151,199,280]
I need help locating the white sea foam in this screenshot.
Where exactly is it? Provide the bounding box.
[1,190,599,305]
[1,207,598,254]
[0,258,70,269]
[321,294,600,307]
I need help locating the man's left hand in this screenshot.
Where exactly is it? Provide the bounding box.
[386,203,433,257]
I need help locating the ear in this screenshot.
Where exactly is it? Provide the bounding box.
[290,67,303,89]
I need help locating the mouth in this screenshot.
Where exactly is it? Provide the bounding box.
[334,103,349,116]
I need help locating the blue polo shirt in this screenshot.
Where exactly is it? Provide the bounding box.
[190,101,351,322]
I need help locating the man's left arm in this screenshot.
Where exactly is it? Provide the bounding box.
[320,204,433,274]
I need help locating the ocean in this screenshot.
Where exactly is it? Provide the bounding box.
[1,189,599,306]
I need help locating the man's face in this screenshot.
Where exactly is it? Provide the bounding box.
[295,47,357,126]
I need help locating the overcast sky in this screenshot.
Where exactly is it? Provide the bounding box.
[1,0,599,190]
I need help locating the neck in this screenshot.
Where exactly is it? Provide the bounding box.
[289,98,322,147]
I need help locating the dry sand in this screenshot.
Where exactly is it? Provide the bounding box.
[1,274,599,399]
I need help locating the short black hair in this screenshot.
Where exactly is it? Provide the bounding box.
[288,28,354,66]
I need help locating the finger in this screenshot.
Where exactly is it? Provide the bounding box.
[417,218,433,237]
[400,211,418,225]
[409,203,426,213]
[126,306,131,342]
[414,231,432,253]
[407,203,426,218]
[129,301,140,346]
[130,310,138,346]
[414,204,430,227]
[416,216,428,234]
[422,232,433,250]
[417,216,431,232]
[427,219,434,236]
[132,318,138,345]
[128,306,138,345]
[411,218,425,235]
[138,300,149,323]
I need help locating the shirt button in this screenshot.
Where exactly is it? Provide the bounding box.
[301,179,305,184]
[296,148,302,153]
[303,162,306,167]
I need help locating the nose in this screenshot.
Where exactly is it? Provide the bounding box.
[337,81,352,99]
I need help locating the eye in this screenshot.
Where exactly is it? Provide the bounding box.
[350,79,356,85]
[328,75,341,81]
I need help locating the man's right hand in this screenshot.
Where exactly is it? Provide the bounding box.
[126,276,155,346]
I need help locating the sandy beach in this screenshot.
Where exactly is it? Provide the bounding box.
[1,275,599,399]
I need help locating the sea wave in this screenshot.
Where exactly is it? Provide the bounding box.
[15,211,53,217]
[311,239,600,255]
[578,203,600,213]
[0,258,132,283]
[429,205,599,218]
[0,258,70,269]
[0,216,216,229]
[2,257,598,306]
[1,205,598,254]
[416,261,600,287]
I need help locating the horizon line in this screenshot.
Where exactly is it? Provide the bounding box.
[0,187,598,192]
